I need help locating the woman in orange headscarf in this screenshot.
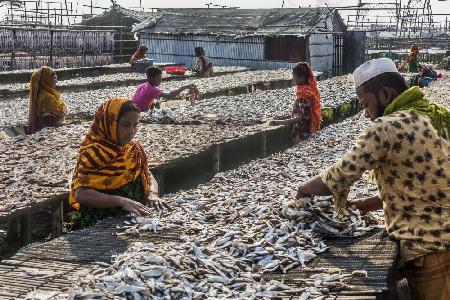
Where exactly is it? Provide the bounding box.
[270,62,322,144]
[130,44,148,66]
[69,98,168,228]
[27,66,67,134]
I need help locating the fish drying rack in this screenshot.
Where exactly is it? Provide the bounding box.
[0,217,397,299]
[0,95,361,254]
[0,65,255,99]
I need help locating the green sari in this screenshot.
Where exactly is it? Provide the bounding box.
[71,177,146,229]
[408,56,419,73]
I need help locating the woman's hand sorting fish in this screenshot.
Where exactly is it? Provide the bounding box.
[147,192,170,211]
[119,196,153,216]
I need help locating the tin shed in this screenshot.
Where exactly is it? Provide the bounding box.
[132,8,347,76]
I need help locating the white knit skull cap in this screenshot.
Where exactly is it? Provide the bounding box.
[353,58,399,89]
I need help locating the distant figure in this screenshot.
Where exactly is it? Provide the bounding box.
[69,98,168,228]
[132,66,196,112]
[192,47,213,77]
[437,55,450,70]
[406,44,420,73]
[408,65,442,88]
[130,44,148,66]
[270,62,322,144]
[27,66,67,134]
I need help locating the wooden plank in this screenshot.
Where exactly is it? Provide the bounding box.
[212,144,221,174]
[51,199,63,238]
[6,217,18,244]
[0,290,20,298]
[20,213,32,245]
[261,131,267,157]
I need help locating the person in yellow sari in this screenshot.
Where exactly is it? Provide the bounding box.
[27,66,67,134]
[69,98,168,228]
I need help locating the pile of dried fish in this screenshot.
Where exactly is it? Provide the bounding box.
[141,75,355,125]
[65,241,363,299]
[0,66,251,93]
[1,69,293,129]
[0,98,29,129]
[0,122,262,212]
[58,113,380,299]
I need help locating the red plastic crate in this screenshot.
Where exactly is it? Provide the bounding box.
[164,66,188,75]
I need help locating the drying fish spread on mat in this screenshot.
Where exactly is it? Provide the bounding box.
[1,73,344,129]
[0,66,250,93]
[1,69,293,129]
[142,75,355,126]
[420,71,450,109]
[0,123,263,212]
[24,113,382,299]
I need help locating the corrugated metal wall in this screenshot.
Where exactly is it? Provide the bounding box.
[309,34,333,76]
[140,33,333,73]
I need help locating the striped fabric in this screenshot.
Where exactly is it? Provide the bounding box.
[69,98,151,210]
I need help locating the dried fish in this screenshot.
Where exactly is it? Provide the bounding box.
[0,123,262,211]
[1,69,294,129]
[12,70,450,299]
[141,75,356,126]
[58,113,385,299]
[0,66,250,94]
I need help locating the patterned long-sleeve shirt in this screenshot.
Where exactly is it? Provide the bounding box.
[291,99,311,141]
[320,110,450,264]
[193,56,213,77]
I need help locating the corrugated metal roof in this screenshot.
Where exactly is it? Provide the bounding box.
[132,8,346,37]
[81,6,153,26]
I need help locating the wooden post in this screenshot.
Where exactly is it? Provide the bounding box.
[83,32,86,67]
[212,145,221,174]
[153,167,165,195]
[10,1,13,24]
[334,106,341,123]
[7,217,18,244]
[52,199,63,238]
[60,3,63,26]
[49,29,54,67]
[10,28,16,71]
[20,213,32,245]
[35,1,38,26]
[261,131,267,157]
[119,15,123,63]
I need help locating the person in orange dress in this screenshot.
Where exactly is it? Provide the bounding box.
[270,62,322,144]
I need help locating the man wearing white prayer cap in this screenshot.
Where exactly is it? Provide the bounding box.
[292,58,450,299]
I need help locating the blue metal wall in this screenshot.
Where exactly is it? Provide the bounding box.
[140,33,301,70]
